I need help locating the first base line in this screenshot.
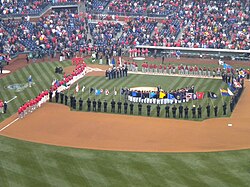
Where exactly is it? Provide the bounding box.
[0,118,19,132]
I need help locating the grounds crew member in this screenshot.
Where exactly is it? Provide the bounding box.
[138,103,142,115]
[60,91,64,104]
[117,100,122,113]
[214,105,218,117]
[92,99,97,112]
[206,103,210,117]
[79,98,83,110]
[197,105,202,118]
[156,104,161,117]
[191,105,196,118]
[124,101,128,114]
[103,100,107,112]
[111,99,116,113]
[223,102,227,115]
[165,105,170,118]
[172,105,177,118]
[178,104,183,118]
[87,98,91,111]
[147,104,151,116]
[129,102,134,115]
[184,106,189,118]
[97,99,102,112]
[64,94,68,105]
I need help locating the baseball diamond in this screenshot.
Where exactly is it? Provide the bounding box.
[0,1,250,186]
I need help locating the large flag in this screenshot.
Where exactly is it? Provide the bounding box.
[186,93,193,101]
[233,78,242,88]
[132,91,137,97]
[75,83,79,93]
[112,58,116,65]
[238,69,246,78]
[159,91,166,99]
[150,92,157,98]
[223,63,232,69]
[227,88,234,96]
[95,89,101,96]
[228,82,236,92]
[167,93,175,100]
[105,89,109,95]
[196,92,205,100]
[220,88,230,96]
[207,91,218,99]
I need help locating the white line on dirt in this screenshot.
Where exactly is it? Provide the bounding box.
[0,118,19,132]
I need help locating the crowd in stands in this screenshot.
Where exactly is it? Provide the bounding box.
[0,0,249,58]
[0,0,78,16]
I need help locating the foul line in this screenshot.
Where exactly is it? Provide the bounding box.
[0,118,19,132]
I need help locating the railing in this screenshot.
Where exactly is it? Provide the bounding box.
[136,45,250,61]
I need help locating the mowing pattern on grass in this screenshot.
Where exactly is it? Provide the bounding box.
[0,136,250,187]
[65,74,231,120]
[0,61,72,122]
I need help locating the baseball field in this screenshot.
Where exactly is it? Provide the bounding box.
[0,57,250,186]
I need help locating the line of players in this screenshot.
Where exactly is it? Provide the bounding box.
[18,90,49,119]
[105,65,128,80]
[51,91,230,118]
[141,63,224,77]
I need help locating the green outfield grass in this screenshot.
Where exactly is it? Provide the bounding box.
[0,136,250,187]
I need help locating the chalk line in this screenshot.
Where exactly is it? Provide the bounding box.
[0,118,19,132]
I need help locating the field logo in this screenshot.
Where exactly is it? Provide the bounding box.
[7,83,34,92]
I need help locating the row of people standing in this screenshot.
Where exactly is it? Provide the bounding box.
[105,65,128,80]
[51,92,227,118]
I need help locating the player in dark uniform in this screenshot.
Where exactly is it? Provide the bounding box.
[206,103,210,117]
[129,102,134,114]
[111,99,116,113]
[103,100,107,112]
[87,98,91,111]
[191,105,196,118]
[64,95,68,105]
[172,105,177,118]
[147,104,151,116]
[97,99,102,112]
[79,98,83,110]
[214,105,218,117]
[92,99,97,112]
[156,104,161,117]
[60,92,64,104]
[165,105,170,118]
[55,90,59,103]
[124,101,128,114]
[117,100,122,113]
[178,104,183,118]
[197,105,202,118]
[49,90,53,102]
[184,106,189,118]
[70,95,74,108]
[223,102,227,115]
[138,103,142,115]
[73,96,76,109]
